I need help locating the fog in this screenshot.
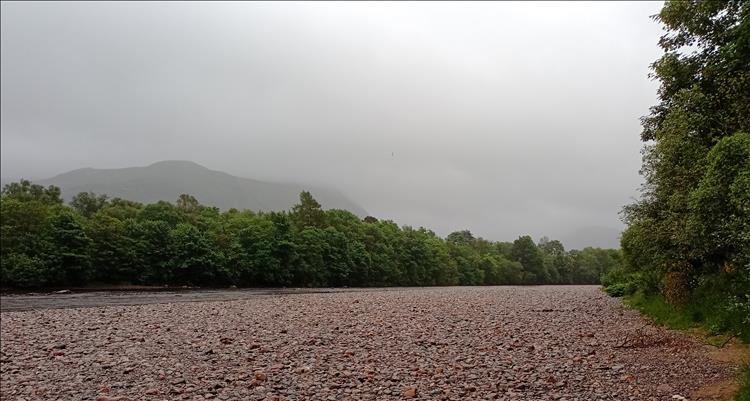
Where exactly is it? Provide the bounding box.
[0,1,665,248]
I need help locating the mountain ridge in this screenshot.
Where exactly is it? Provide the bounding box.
[34,160,367,216]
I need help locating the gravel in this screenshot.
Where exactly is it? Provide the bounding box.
[0,286,734,400]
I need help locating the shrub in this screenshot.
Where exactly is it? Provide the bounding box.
[0,253,50,288]
[604,283,627,297]
[736,364,750,401]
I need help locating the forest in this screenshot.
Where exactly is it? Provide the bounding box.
[0,183,622,289]
[604,1,750,341]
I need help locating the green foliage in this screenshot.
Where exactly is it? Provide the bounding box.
[86,213,134,283]
[167,223,225,285]
[604,283,628,297]
[2,179,63,205]
[620,1,750,342]
[736,364,750,401]
[625,291,693,330]
[0,253,50,288]
[42,209,92,286]
[1,185,622,289]
[71,192,109,217]
[610,279,750,342]
[291,191,324,229]
[510,236,546,284]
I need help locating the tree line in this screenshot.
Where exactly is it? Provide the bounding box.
[608,1,749,340]
[0,182,622,289]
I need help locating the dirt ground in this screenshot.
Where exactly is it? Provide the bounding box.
[0,286,741,400]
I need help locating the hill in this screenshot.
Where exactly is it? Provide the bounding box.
[35,160,367,215]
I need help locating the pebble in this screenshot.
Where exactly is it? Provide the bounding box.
[0,286,733,400]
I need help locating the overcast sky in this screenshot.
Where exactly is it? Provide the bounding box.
[1,1,664,248]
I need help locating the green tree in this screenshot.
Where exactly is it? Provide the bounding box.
[70,192,109,217]
[446,230,476,247]
[167,223,225,285]
[291,191,325,229]
[176,194,200,214]
[623,1,750,306]
[126,219,172,284]
[86,213,135,283]
[1,180,63,205]
[510,236,547,284]
[0,253,50,288]
[43,209,92,286]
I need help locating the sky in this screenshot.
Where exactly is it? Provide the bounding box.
[0,1,665,248]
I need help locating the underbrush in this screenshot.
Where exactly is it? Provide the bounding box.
[603,270,750,400]
[736,364,750,401]
[624,291,693,330]
[601,268,640,297]
[603,268,750,342]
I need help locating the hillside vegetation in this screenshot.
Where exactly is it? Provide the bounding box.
[0,182,621,289]
[604,1,750,343]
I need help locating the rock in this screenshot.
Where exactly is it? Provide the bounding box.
[0,287,733,400]
[656,384,674,393]
[403,387,417,398]
[54,290,72,294]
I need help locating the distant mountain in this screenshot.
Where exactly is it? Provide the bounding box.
[560,226,622,250]
[34,160,367,216]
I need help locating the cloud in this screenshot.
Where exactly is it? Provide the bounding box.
[0,1,665,247]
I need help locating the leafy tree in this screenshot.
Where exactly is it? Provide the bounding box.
[42,209,92,286]
[510,236,547,284]
[139,201,183,227]
[0,197,50,257]
[86,213,135,283]
[446,230,476,247]
[234,216,292,286]
[292,227,329,286]
[70,192,109,217]
[125,219,172,284]
[291,191,324,229]
[167,223,225,285]
[101,198,143,220]
[688,132,750,270]
[1,180,63,205]
[0,253,50,288]
[622,1,750,312]
[538,237,567,284]
[176,194,200,214]
[1,185,622,289]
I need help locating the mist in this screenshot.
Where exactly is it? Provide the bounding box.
[0,1,665,248]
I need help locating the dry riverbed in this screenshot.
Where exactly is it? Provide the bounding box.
[0,286,737,400]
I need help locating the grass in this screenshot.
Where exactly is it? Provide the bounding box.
[624,291,693,330]
[736,364,750,401]
[622,291,750,401]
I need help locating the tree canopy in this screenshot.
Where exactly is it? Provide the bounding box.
[0,186,621,289]
[616,0,749,338]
